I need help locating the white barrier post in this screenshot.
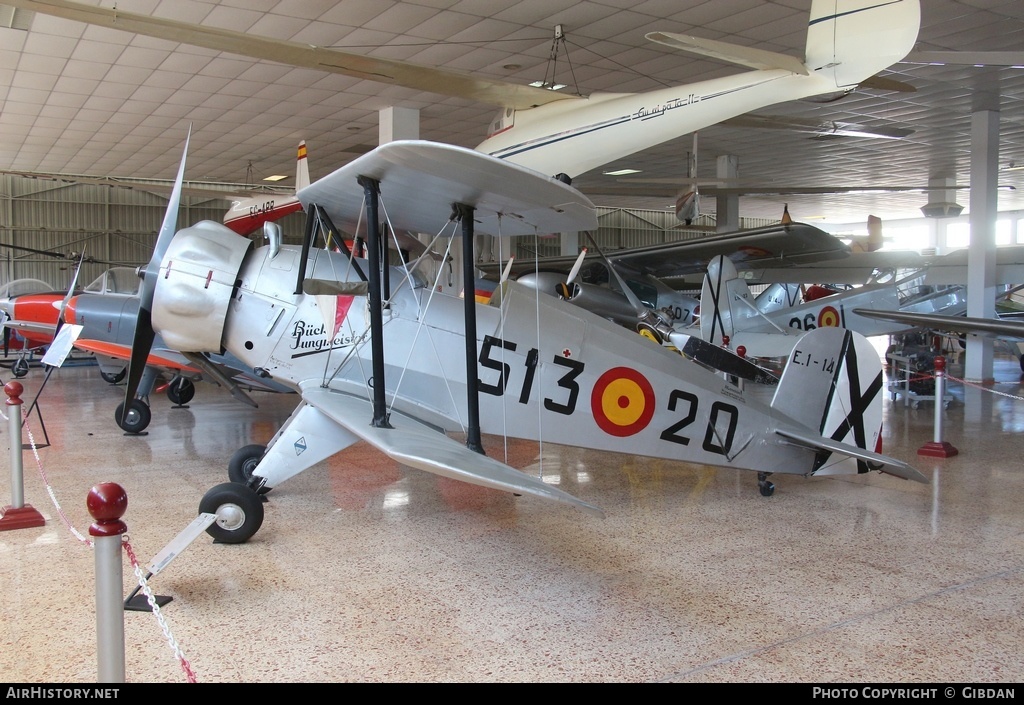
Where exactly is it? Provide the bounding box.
[88,482,128,683]
[0,380,44,531]
[918,356,958,458]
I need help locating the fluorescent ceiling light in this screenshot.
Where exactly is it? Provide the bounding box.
[263,174,287,182]
[603,168,641,176]
[529,81,566,91]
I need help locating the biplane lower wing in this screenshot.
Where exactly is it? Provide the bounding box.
[853,308,1024,340]
[71,338,201,374]
[299,385,605,517]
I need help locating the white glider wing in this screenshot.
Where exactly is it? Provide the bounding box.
[300,385,605,517]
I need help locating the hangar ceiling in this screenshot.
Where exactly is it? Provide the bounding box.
[1,0,1023,226]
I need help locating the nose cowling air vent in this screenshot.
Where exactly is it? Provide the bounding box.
[152,220,251,353]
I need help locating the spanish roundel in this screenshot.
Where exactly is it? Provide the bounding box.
[591,367,655,437]
[817,305,841,328]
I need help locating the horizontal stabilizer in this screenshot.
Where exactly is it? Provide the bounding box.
[646,31,809,75]
[302,386,605,517]
[303,279,370,296]
[775,427,927,483]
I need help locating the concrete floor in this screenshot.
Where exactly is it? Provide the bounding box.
[1,348,1022,683]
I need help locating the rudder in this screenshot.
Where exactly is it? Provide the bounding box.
[771,326,885,476]
[805,1,920,90]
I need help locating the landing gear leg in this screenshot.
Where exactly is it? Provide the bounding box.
[758,471,775,497]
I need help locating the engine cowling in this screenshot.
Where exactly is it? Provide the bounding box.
[152,220,252,353]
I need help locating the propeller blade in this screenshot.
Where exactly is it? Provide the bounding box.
[122,125,191,416]
[675,335,779,386]
[53,250,86,340]
[499,256,516,285]
[566,247,588,286]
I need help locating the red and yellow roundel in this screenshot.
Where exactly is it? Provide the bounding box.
[591,367,655,437]
[817,305,841,328]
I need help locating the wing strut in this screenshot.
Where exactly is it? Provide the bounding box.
[453,203,485,455]
[358,175,392,429]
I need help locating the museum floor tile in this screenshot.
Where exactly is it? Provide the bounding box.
[1,350,1022,683]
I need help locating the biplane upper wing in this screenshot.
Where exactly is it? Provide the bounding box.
[476,222,851,283]
[298,140,598,238]
[301,386,604,517]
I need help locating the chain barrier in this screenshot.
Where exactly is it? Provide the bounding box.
[1,403,198,682]
[122,540,197,683]
[901,370,1024,402]
[945,373,1024,402]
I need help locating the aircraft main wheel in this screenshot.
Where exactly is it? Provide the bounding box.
[228,444,267,485]
[12,358,29,378]
[115,399,152,434]
[199,482,264,544]
[100,369,126,384]
[166,377,196,405]
[1019,355,1024,373]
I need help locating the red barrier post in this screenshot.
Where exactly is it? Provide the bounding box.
[0,381,45,531]
[88,482,128,683]
[918,356,958,458]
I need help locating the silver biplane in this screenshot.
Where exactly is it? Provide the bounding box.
[120,135,926,545]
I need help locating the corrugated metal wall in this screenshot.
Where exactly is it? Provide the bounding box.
[0,174,306,290]
[2,174,781,290]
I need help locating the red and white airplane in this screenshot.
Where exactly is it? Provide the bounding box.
[222,141,310,236]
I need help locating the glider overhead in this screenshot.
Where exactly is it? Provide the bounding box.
[118,135,925,546]
[4,0,921,180]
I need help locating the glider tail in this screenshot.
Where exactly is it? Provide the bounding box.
[770,326,927,483]
[805,0,921,90]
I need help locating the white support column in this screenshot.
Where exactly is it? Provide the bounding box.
[965,109,999,383]
[379,106,420,143]
[715,154,739,232]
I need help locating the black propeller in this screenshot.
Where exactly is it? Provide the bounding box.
[117,126,191,428]
[581,231,778,385]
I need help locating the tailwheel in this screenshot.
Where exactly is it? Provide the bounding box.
[228,444,267,486]
[115,398,152,434]
[166,377,196,406]
[12,357,29,378]
[757,471,775,497]
[199,482,265,544]
[100,369,126,384]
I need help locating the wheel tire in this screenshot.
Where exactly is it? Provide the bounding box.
[167,377,196,405]
[759,481,775,497]
[115,399,152,434]
[1019,355,1024,373]
[228,444,267,484]
[199,482,265,544]
[12,358,28,378]
[100,369,127,384]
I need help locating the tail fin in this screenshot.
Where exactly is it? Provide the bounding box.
[295,140,310,190]
[755,283,802,314]
[700,255,755,345]
[771,326,926,483]
[805,0,921,90]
